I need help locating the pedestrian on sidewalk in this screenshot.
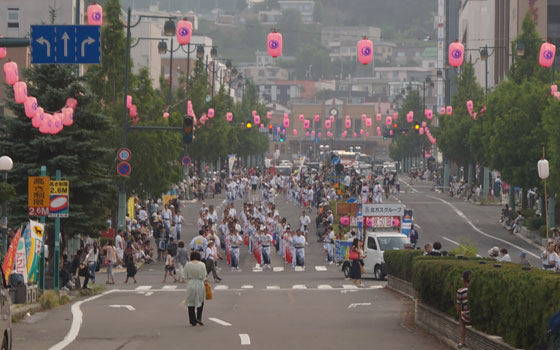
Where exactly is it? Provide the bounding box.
[85,242,99,285]
[176,241,188,283]
[184,251,207,326]
[103,240,118,284]
[409,224,419,249]
[163,249,178,283]
[456,270,471,349]
[349,238,362,287]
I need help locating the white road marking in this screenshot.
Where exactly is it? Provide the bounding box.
[292,284,307,289]
[317,285,332,289]
[442,236,461,246]
[414,223,421,229]
[209,317,232,326]
[145,292,154,296]
[266,285,280,289]
[314,266,327,271]
[214,285,229,290]
[109,304,135,311]
[273,266,284,272]
[343,284,358,289]
[239,334,251,345]
[241,285,254,289]
[429,196,540,258]
[294,266,305,272]
[348,302,372,309]
[369,285,384,290]
[340,290,357,294]
[252,267,263,272]
[162,285,177,290]
[48,290,115,350]
[135,285,152,291]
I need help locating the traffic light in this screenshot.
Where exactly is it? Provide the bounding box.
[414,122,420,130]
[183,115,194,144]
[246,121,252,129]
[393,123,398,129]
[268,124,273,134]
[279,136,284,142]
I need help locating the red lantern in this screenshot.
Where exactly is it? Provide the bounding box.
[3,61,18,86]
[314,114,320,122]
[293,128,298,136]
[365,118,372,127]
[540,42,556,68]
[426,109,433,120]
[376,113,382,121]
[448,41,464,67]
[345,119,351,129]
[66,97,78,110]
[60,107,73,126]
[440,107,445,114]
[176,19,192,45]
[376,126,381,136]
[126,95,132,109]
[267,31,283,58]
[357,38,373,65]
[24,97,38,118]
[254,115,260,125]
[87,2,103,25]
[163,112,169,118]
[32,107,44,128]
[324,120,331,129]
[303,119,310,129]
[283,118,290,128]
[267,112,272,119]
[446,106,453,115]
[0,36,6,60]
[13,81,27,104]
[305,131,310,137]
[298,114,304,122]
[385,116,392,126]
[129,104,137,118]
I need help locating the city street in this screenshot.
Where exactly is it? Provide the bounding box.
[12,194,450,350]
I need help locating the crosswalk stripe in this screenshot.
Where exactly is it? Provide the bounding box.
[292,285,307,289]
[342,284,358,289]
[214,285,229,290]
[273,267,284,272]
[294,266,305,272]
[241,285,254,289]
[135,286,152,291]
[317,285,333,289]
[314,266,327,271]
[266,285,280,289]
[252,267,263,272]
[162,285,177,290]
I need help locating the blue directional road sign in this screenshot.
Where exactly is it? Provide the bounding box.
[31,25,100,64]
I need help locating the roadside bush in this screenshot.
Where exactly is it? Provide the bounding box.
[520,208,536,218]
[385,249,424,281]
[448,240,478,258]
[39,291,60,310]
[411,257,560,350]
[526,216,546,230]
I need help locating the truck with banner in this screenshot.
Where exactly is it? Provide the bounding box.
[334,203,412,280]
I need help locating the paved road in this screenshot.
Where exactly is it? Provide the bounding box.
[12,194,448,350]
[397,177,542,265]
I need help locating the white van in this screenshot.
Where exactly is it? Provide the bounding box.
[341,231,410,280]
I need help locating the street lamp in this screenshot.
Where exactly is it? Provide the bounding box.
[163,19,176,36]
[157,40,167,54]
[538,156,550,239]
[0,156,13,258]
[516,42,526,57]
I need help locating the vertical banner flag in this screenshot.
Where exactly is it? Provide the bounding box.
[27,220,45,283]
[228,154,236,178]
[14,234,27,284]
[127,196,135,219]
[23,224,31,267]
[2,227,22,284]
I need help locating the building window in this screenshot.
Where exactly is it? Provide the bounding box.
[7,8,19,28]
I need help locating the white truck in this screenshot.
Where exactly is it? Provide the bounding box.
[337,231,410,280]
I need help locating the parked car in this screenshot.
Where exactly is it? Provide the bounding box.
[0,268,12,350]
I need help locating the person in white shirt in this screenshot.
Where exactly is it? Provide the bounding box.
[228,230,243,271]
[259,227,274,269]
[115,229,124,265]
[137,207,148,224]
[373,181,383,204]
[361,181,369,203]
[497,248,511,262]
[343,174,351,188]
[161,204,173,232]
[299,211,311,244]
[324,226,335,264]
[204,240,222,282]
[173,213,184,240]
[292,230,306,268]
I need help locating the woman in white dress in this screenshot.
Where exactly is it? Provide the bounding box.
[183,251,207,326]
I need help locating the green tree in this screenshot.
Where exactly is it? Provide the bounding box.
[277,9,305,55]
[0,64,114,236]
[436,63,484,169]
[313,0,324,23]
[389,89,426,163]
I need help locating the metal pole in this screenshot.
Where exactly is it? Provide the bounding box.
[53,170,61,291]
[117,8,132,231]
[186,43,191,98]
[38,165,46,290]
[1,171,7,259]
[183,43,192,200]
[168,39,174,106]
[485,53,488,94]
[211,61,216,97]
[545,179,549,239]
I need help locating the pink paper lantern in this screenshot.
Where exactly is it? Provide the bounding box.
[419,128,424,135]
[339,216,350,226]
[33,107,44,128]
[329,115,334,122]
[305,131,310,137]
[3,61,19,86]
[324,120,331,129]
[163,112,169,118]
[208,108,215,118]
[39,114,51,134]
[226,112,233,122]
[448,41,464,67]
[176,19,192,45]
[353,132,357,138]
[406,113,413,123]
[365,131,370,137]
[276,126,281,132]
[440,107,445,114]
[317,132,322,138]
[366,217,374,227]
[87,2,103,25]
[345,115,350,119]
[393,112,398,120]
[360,129,364,135]
[327,131,333,138]
[282,129,286,135]
[425,109,433,119]
[473,112,477,120]
[13,81,27,104]
[552,85,558,95]
[0,36,6,60]
[466,100,473,115]
[267,112,272,119]
[283,118,290,128]
[284,113,289,119]
[252,110,257,117]
[267,31,283,58]
[65,97,78,110]
[24,96,38,118]
[376,113,382,121]
[357,38,373,65]
[342,131,347,138]
[376,126,381,136]
[303,119,310,129]
[385,116,392,126]
[311,130,315,136]
[53,113,64,133]
[129,104,137,117]
[392,218,400,227]
[61,107,74,126]
[540,42,556,68]
[254,115,260,125]
[361,114,367,121]
[446,106,453,115]
[345,119,351,129]
[389,130,393,136]
[298,114,304,122]
[260,123,264,129]
[314,114,320,122]
[366,118,372,127]
[421,121,427,127]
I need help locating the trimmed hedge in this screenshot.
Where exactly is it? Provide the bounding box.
[387,250,560,350]
[385,249,424,281]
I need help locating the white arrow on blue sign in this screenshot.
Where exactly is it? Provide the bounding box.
[31,25,101,64]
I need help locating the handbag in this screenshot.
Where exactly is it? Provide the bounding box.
[348,251,359,260]
[205,281,213,300]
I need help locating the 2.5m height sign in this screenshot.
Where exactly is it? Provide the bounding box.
[49,180,69,218]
